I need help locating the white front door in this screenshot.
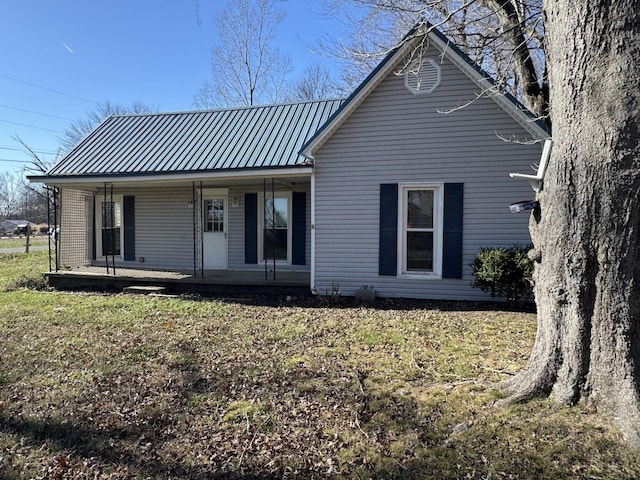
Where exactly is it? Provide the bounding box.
[203,196,227,269]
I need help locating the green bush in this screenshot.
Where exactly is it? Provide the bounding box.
[471,245,533,305]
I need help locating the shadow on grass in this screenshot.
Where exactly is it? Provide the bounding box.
[0,341,445,479]
[0,408,318,479]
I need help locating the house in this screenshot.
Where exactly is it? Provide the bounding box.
[0,219,39,236]
[29,23,549,300]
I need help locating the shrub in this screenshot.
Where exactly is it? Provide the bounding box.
[471,245,533,305]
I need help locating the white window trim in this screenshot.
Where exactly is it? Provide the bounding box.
[258,191,293,264]
[398,183,444,278]
[95,194,124,260]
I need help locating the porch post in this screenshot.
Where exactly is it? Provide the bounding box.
[46,186,52,272]
[271,177,276,281]
[199,181,204,278]
[192,182,197,277]
[53,187,59,272]
[109,184,116,275]
[310,173,316,292]
[263,178,267,281]
[103,184,109,274]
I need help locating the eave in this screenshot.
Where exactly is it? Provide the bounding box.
[28,165,314,189]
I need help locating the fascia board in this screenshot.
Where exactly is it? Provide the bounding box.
[426,30,549,140]
[27,166,313,188]
[301,40,417,160]
[302,24,549,161]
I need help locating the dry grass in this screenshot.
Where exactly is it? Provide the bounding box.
[1,251,639,479]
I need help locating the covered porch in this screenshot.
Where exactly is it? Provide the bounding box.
[46,265,310,296]
[46,171,313,294]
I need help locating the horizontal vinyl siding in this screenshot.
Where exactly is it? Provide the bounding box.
[88,183,311,272]
[227,190,246,269]
[100,186,196,270]
[228,184,311,272]
[314,46,541,301]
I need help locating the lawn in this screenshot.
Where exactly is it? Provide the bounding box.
[0,236,49,249]
[1,251,639,479]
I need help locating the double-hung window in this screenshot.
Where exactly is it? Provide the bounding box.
[401,185,443,276]
[260,192,292,262]
[99,199,122,257]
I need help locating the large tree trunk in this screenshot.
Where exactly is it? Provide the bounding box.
[501,1,640,447]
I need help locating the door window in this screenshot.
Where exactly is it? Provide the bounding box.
[204,199,224,232]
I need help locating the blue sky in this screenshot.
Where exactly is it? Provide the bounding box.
[0,0,347,176]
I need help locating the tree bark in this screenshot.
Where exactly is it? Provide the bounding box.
[501,0,640,447]
[482,0,549,121]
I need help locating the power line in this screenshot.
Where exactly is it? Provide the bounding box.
[0,73,100,105]
[0,158,31,164]
[0,119,64,134]
[0,145,58,155]
[0,104,76,122]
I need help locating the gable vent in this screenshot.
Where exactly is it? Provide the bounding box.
[405,58,441,95]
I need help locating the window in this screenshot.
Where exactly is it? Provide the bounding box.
[401,185,443,275]
[260,192,291,262]
[100,200,121,256]
[204,199,224,232]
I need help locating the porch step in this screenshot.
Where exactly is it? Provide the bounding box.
[122,285,167,295]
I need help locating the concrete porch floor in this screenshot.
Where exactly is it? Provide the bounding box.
[45,266,311,296]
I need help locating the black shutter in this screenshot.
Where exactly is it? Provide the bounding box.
[292,192,306,265]
[244,193,258,264]
[123,196,135,261]
[91,196,96,260]
[442,183,464,278]
[379,183,398,276]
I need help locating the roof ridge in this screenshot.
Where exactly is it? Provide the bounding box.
[109,98,346,119]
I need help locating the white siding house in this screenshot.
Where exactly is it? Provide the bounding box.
[30,23,549,300]
[301,25,548,300]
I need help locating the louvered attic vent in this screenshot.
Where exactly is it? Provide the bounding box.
[405,58,441,95]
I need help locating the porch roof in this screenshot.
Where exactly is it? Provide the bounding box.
[30,99,343,183]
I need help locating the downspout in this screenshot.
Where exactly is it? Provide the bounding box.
[46,186,52,272]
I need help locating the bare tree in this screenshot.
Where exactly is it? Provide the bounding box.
[323,0,548,121]
[193,0,292,108]
[60,100,156,152]
[9,137,57,225]
[286,63,345,102]
[0,171,21,220]
[331,0,640,448]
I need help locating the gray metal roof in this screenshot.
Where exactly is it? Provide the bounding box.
[47,99,343,177]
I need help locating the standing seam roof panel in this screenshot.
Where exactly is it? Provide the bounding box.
[241,106,280,168]
[121,115,165,172]
[81,117,141,174]
[253,103,291,167]
[170,112,216,172]
[156,113,206,172]
[196,110,237,171]
[45,99,344,177]
[221,107,267,169]
[265,102,301,168]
